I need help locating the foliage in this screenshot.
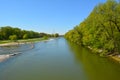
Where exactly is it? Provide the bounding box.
[0,26,54,40]
[43,36,48,40]
[9,35,17,41]
[54,33,59,37]
[65,0,120,55]
[23,34,28,39]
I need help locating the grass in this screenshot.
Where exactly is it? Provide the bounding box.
[0,40,12,44]
[0,37,48,44]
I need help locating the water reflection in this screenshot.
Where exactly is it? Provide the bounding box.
[67,41,120,80]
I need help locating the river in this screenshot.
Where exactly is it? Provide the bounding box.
[0,37,120,80]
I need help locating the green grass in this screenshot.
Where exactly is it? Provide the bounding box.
[0,38,48,44]
[0,40,12,44]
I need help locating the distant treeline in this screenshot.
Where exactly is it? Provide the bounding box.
[0,26,59,40]
[65,0,120,55]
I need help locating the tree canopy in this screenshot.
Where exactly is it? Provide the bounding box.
[9,35,17,41]
[0,26,59,40]
[65,0,120,55]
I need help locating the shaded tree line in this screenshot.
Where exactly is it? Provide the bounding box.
[65,0,120,55]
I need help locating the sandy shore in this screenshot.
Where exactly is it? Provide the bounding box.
[0,55,10,62]
[0,38,54,47]
[0,39,54,62]
[0,42,19,47]
[0,42,32,47]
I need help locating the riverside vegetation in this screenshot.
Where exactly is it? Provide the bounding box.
[0,26,59,44]
[65,0,120,57]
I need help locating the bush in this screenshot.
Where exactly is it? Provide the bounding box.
[9,35,17,41]
[23,34,28,39]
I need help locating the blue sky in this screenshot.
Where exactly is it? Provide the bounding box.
[0,0,106,34]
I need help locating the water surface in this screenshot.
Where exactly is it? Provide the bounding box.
[0,38,120,80]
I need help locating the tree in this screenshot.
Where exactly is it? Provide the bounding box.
[0,26,56,40]
[0,26,13,40]
[43,36,48,39]
[65,0,120,55]
[13,28,22,39]
[23,34,28,39]
[9,35,17,41]
[54,33,59,37]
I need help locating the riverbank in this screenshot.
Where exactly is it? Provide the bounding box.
[87,46,120,63]
[108,54,120,63]
[0,38,54,62]
[0,38,48,47]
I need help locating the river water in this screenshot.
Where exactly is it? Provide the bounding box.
[0,37,120,80]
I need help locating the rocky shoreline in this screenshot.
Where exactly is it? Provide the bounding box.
[0,42,33,62]
[87,46,120,63]
[108,55,120,63]
[0,38,54,62]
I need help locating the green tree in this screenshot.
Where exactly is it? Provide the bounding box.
[0,26,13,40]
[54,33,59,37]
[65,0,120,55]
[9,35,17,41]
[43,36,48,39]
[23,34,28,39]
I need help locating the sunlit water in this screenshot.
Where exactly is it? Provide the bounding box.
[0,38,120,80]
